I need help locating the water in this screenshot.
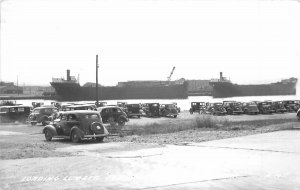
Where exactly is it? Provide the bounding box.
[13,95,300,111]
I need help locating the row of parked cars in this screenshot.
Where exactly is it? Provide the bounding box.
[0,101,181,126]
[189,100,300,115]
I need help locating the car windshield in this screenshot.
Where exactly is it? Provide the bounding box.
[129,104,139,108]
[165,104,175,109]
[0,107,9,112]
[32,109,41,113]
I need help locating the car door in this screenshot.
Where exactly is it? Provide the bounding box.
[111,108,120,122]
[58,114,69,135]
[64,114,80,135]
[100,108,109,123]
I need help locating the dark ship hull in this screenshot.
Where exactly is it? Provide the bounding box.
[209,73,297,98]
[51,82,188,101]
[210,82,297,98]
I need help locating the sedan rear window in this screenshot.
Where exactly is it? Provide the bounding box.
[84,114,99,119]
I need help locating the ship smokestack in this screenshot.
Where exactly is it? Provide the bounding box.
[67,70,71,81]
[220,72,223,80]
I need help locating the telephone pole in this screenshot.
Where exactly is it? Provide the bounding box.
[96,55,99,107]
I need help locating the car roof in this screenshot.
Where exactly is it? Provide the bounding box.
[97,106,120,110]
[62,110,100,115]
[34,106,57,109]
[67,104,94,108]
[0,105,32,108]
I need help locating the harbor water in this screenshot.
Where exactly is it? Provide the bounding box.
[12,95,300,111]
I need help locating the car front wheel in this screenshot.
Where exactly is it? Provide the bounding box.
[118,118,126,126]
[44,129,52,141]
[71,131,81,143]
[96,137,104,142]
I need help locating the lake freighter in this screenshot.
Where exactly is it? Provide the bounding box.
[50,70,188,101]
[209,72,297,98]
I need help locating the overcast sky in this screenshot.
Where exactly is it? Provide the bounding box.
[0,0,300,86]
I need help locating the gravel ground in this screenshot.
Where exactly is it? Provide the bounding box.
[0,111,299,159]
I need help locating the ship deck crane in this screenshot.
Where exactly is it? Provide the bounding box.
[167,66,176,81]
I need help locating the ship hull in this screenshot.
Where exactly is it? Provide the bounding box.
[51,82,188,101]
[211,82,297,98]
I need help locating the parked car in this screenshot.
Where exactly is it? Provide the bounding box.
[283,100,298,112]
[97,106,128,126]
[189,102,206,114]
[271,101,287,113]
[0,105,32,123]
[222,101,243,115]
[160,104,178,118]
[43,110,109,143]
[242,102,259,115]
[262,101,276,113]
[126,103,143,118]
[172,102,181,113]
[256,102,272,114]
[96,101,108,107]
[28,106,58,126]
[206,103,227,115]
[32,102,44,108]
[142,103,161,117]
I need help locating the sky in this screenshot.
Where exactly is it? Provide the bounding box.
[0,0,300,86]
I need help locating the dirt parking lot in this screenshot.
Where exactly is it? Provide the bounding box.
[0,111,299,160]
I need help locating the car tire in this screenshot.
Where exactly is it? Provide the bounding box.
[174,115,177,118]
[118,118,126,126]
[42,120,47,126]
[44,129,52,141]
[96,137,104,142]
[71,130,81,143]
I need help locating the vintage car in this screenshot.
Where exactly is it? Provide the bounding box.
[189,102,206,114]
[142,103,161,117]
[32,102,44,108]
[271,101,287,113]
[262,101,276,113]
[256,102,273,114]
[283,100,299,112]
[125,103,143,118]
[0,105,32,123]
[160,104,178,118]
[43,110,109,143]
[64,104,96,111]
[97,101,108,107]
[172,102,181,113]
[206,103,227,115]
[28,106,58,126]
[97,106,128,126]
[242,102,259,115]
[222,101,243,115]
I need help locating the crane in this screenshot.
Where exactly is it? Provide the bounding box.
[167,66,176,81]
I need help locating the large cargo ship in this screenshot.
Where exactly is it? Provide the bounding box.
[209,72,297,98]
[50,70,188,101]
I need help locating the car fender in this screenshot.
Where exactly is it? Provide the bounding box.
[38,115,49,123]
[70,126,84,138]
[118,115,128,122]
[43,125,58,136]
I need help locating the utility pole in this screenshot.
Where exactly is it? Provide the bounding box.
[96,55,99,107]
[17,75,19,96]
